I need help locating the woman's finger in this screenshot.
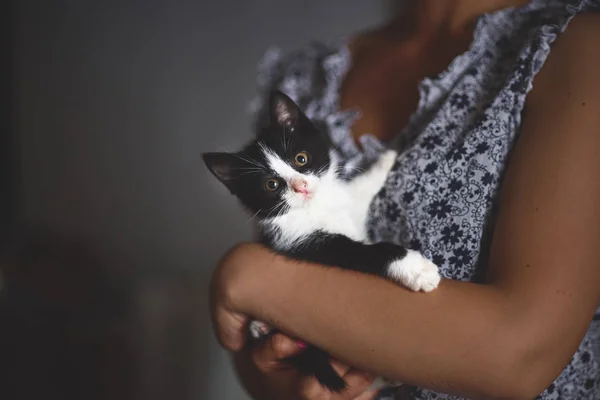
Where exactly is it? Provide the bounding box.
[210,299,249,351]
[209,251,250,352]
[353,389,379,400]
[296,368,375,400]
[334,369,376,400]
[271,332,306,359]
[252,332,305,372]
[297,376,328,400]
[329,359,352,378]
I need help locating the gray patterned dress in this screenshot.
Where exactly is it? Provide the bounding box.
[250,1,600,398]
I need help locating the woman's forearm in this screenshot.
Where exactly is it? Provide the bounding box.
[232,243,543,399]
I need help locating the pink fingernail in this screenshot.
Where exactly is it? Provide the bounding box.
[296,340,307,349]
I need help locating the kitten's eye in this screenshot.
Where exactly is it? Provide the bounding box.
[264,178,280,192]
[294,152,309,167]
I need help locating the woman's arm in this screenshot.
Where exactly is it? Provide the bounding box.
[213,14,600,400]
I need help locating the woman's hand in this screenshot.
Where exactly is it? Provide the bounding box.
[210,243,377,399]
[209,242,267,351]
[233,332,378,400]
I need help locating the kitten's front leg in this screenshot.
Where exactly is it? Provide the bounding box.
[385,248,441,292]
[285,233,441,292]
[350,150,398,198]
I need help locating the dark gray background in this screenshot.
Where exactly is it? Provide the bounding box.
[11,1,393,398]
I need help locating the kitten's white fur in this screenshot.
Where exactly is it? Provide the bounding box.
[387,250,441,292]
[259,148,440,292]
[249,320,271,338]
[261,149,397,248]
[252,149,440,392]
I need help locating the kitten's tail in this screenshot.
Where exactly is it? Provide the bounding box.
[285,345,347,392]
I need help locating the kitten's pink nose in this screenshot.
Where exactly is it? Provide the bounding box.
[290,177,309,194]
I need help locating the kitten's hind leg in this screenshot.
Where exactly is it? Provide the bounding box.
[277,233,440,392]
[285,346,347,392]
[249,320,272,339]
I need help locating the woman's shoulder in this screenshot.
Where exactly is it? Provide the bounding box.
[474,0,599,49]
[526,11,600,107]
[458,0,600,101]
[557,10,600,39]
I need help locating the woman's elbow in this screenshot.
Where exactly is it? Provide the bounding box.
[493,330,567,399]
[499,368,554,400]
[474,354,554,399]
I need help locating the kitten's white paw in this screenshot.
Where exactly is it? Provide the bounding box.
[249,320,272,338]
[386,250,441,292]
[369,376,403,391]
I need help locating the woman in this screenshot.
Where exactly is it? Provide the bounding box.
[210,0,600,398]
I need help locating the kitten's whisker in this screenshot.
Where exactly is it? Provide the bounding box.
[231,152,265,169]
[335,164,365,177]
[264,200,282,214]
[344,166,365,173]
[234,167,263,173]
[236,170,262,177]
[317,162,332,176]
[211,143,263,168]
[212,142,264,169]
[212,142,231,153]
[265,200,286,220]
[236,168,264,175]
[280,126,288,152]
[285,127,289,152]
[257,142,273,161]
[274,201,289,219]
[287,128,295,151]
[244,209,262,225]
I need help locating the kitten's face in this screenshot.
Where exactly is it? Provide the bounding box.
[203,91,336,219]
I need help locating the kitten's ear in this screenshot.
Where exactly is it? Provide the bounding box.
[202,152,240,194]
[269,90,304,128]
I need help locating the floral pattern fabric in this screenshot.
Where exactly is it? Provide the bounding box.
[250,1,600,398]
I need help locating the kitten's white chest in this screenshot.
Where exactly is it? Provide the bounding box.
[263,150,397,250]
[305,185,366,240]
[266,183,367,249]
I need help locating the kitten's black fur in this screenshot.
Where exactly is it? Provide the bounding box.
[203,91,438,392]
[203,91,331,219]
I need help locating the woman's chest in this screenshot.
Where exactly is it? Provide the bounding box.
[337,37,473,144]
[338,65,422,144]
[365,83,521,281]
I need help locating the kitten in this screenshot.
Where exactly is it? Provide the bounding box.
[203,90,440,392]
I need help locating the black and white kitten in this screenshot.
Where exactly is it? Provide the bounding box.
[203,91,440,392]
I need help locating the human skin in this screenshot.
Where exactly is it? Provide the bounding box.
[209,2,600,399]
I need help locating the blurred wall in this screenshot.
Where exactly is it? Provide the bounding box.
[13,1,388,399]
[1,1,15,248]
